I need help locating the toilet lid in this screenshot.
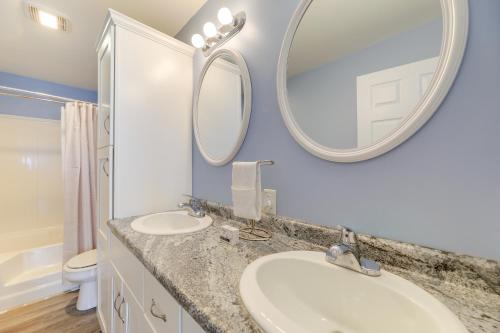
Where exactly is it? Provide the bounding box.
[67,249,97,269]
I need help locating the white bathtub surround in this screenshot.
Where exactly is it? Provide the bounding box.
[231,161,262,220]
[0,115,64,253]
[61,102,98,263]
[0,243,74,312]
[0,226,62,254]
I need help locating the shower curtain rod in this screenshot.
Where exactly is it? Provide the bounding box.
[0,85,97,107]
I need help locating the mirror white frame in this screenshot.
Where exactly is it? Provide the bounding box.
[277,0,469,162]
[193,49,252,166]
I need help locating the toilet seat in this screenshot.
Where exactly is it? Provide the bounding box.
[66,249,97,269]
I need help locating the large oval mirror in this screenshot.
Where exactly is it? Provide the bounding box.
[278,0,468,162]
[194,49,252,166]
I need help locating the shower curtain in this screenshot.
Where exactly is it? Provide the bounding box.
[61,102,97,263]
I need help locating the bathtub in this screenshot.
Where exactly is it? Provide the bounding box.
[0,243,75,312]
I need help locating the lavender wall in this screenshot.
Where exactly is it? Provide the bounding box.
[0,71,97,120]
[177,0,500,260]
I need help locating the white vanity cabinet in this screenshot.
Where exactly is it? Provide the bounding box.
[105,233,205,333]
[96,9,194,333]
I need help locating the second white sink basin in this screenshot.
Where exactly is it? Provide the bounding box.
[240,251,467,333]
[131,210,212,235]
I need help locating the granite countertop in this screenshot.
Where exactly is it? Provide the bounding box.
[108,210,500,333]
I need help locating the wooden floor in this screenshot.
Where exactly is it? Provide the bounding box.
[0,292,101,333]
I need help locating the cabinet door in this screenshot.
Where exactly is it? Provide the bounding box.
[113,26,192,218]
[109,233,144,303]
[97,147,113,238]
[123,283,152,333]
[97,26,114,149]
[181,309,205,333]
[111,265,127,333]
[144,269,180,333]
[97,231,111,333]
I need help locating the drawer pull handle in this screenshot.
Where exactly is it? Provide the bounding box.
[117,297,126,324]
[150,299,167,322]
[113,292,121,312]
[104,115,110,135]
[102,158,109,177]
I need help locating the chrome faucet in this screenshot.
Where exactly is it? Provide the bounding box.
[178,195,206,218]
[325,226,381,277]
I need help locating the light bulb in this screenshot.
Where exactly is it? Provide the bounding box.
[203,22,217,38]
[38,10,58,30]
[217,7,233,25]
[191,34,205,48]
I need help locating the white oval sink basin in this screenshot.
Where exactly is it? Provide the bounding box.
[131,210,212,235]
[240,251,467,333]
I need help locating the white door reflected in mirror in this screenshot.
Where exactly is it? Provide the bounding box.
[278,0,468,162]
[194,49,252,166]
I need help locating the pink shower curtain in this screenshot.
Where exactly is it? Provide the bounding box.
[61,102,97,264]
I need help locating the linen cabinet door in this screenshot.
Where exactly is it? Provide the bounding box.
[97,147,113,237]
[97,26,114,149]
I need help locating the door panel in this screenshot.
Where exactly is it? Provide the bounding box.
[356,57,438,147]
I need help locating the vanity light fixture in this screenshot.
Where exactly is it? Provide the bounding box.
[24,1,70,32]
[191,7,246,56]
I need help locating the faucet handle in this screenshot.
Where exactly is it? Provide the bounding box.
[336,225,357,246]
[181,194,204,210]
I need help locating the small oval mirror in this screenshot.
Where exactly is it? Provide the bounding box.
[194,49,252,166]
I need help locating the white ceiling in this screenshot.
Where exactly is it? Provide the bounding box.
[288,0,441,77]
[0,0,206,90]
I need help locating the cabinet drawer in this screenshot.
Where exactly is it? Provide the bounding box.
[144,269,180,333]
[110,233,144,304]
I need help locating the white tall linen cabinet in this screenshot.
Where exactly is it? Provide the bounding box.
[95,9,193,333]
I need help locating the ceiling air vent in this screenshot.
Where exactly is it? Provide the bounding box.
[24,2,70,32]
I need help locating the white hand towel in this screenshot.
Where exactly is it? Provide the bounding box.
[231,161,262,221]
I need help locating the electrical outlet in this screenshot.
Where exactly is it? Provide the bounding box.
[262,189,277,215]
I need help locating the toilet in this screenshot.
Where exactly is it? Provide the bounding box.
[63,249,98,311]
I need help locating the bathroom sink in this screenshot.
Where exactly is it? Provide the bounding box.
[240,251,467,333]
[131,210,212,235]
